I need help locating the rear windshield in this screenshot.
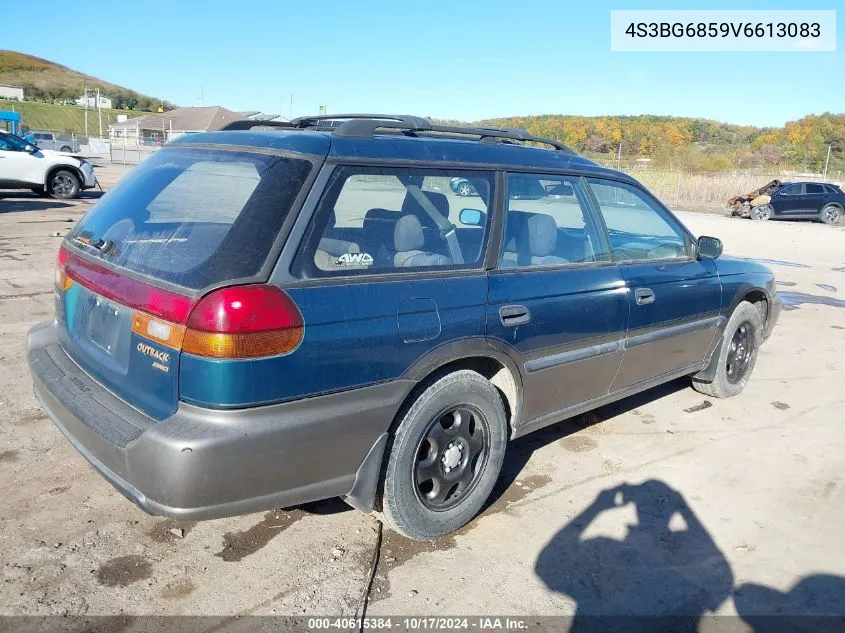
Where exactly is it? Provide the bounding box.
[67,147,312,290]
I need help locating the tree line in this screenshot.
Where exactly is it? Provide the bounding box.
[461,113,845,173]
[14,83,175,113]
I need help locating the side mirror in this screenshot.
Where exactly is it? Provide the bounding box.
[697,236,723,259]
[25,144,37,153]
[459,208,486,227]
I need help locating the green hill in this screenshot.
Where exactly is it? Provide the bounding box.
[0,99,147,136]
[0,50,173,111]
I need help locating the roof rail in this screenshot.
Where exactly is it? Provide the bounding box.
[290,113,430,130]
[219,119,294,131]
[221,114,572,152]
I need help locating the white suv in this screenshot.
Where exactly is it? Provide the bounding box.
[0,131,96,199]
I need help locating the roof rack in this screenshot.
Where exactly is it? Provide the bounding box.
[220,114,572,153]
[219,119,294,131]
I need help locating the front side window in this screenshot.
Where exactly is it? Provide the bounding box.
[587,178,693,262]
[295,166,493,277]
[779,184,803,196]
[500,173,610,268]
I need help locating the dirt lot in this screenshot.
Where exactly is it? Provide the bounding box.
[1,165,844,628]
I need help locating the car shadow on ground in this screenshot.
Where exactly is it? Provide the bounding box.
[0,196,76,213]
[288,379,692,520]
[535,479,845,632]
[483,378,690,512]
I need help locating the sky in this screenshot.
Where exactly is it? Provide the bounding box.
[1,0,842,127]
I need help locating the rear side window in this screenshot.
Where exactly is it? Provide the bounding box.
[806,183,824,194]
[294,166,494,277]
[500,173,611,268]
[67,148,312,290]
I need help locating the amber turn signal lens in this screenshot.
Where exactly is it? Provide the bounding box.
[181,328,303,359]
[55,268,73,292]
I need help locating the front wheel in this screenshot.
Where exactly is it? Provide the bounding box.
[821,204,841,225]
[456,182,473,197]
[751,204,772,221]
[48,170,80,199]
[380,370,508,540]
[692,301,763,398]
[59,146,72,153]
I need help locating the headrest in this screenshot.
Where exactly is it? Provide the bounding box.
[362,208,400,239]
[401,191,449,226]
[394,215,425,252]
[526,213,558,257]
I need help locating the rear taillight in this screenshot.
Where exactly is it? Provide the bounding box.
[57,245,303,360]
[182,285,304,358]
[55,245,73,291]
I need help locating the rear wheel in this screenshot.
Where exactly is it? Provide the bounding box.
[457,182,473,197]
[48,170,80,199]
[60,145,72,153]
[692,301,763,398]
[751,204,772,221]
[380,370,507,540]
[821,204,841,225]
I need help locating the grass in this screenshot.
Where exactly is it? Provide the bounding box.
[626,169,844,211]
[0,99,147,137]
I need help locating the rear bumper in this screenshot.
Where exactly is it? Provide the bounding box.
[28,320,412,520]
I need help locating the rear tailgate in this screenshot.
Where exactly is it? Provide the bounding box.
[55,141,319,420]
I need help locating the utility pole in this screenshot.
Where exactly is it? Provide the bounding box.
[616,142,622,170]
[290,93,293,120]
[83,82,88,137]
[823,144,832,179]
[97,87,103,138]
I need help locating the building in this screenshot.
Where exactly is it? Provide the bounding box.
[76,94,113,109]
[109,106,244,145]
[0,84,24,100]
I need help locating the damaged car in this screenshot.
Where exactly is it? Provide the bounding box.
[728,179,843,224]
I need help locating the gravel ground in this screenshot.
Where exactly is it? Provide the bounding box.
[1,165,844,630]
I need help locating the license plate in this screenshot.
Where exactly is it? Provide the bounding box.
[87,298,123,355]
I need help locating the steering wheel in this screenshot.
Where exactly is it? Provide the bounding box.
[647,243,684,260]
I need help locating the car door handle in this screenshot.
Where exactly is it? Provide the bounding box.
[499,304,531,326]
[634,287,655,305]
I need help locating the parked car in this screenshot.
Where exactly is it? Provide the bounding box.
[28,114,780,540]
[747,181,844,224]
[28,130,80,153]
[451,174,546,199]
[450,176,477,196]
[0,131,96,198]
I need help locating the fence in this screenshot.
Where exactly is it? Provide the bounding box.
[108,123,162,164]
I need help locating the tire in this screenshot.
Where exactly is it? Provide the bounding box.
[692,301,763,399]
[59,146,72,153]
[457,182,473,197]
[380,370,508,540]
[48,170,80,199]
[820,204,841,225]
[751,204,772,221]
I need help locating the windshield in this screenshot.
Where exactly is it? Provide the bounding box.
[66,147,312,290]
